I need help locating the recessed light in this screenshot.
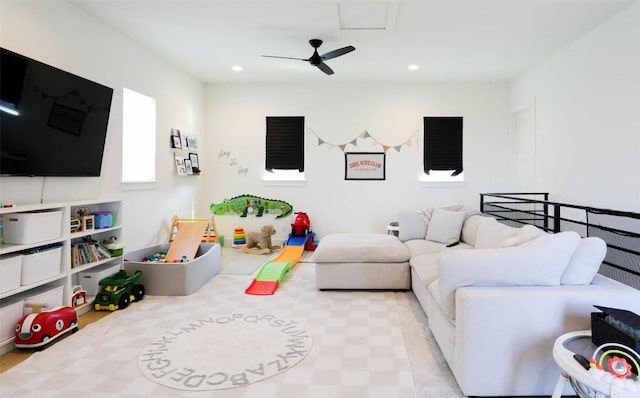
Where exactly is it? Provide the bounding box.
[232,66,243,72]
[408,64,419,71]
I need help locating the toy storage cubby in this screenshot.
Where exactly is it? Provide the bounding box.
[0,199,122,355]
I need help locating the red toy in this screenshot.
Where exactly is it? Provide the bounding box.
[71,285,87,308]
[15,306,78,349]
[291,212,311,237]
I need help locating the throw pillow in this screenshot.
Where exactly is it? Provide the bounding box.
[499,224,547,248]
[437,231,581,318]
[398,211,428,242]
[561,237,607,285]
[425,208,466,245]
[474,217,519,249]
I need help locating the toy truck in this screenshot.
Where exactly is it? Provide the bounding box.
[94,269,145,311]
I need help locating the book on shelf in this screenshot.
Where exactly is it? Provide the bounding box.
[71,240,112,268]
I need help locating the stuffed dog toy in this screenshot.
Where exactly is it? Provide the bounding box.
[241,224,281,254]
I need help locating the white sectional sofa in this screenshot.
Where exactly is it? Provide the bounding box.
[400,206,640,397]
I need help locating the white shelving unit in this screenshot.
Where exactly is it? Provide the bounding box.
[0,199,122,355]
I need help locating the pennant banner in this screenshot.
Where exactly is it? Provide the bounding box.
[308,128,418,153]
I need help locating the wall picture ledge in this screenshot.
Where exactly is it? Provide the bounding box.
[345,152,386,180]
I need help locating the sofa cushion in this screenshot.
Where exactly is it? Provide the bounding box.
[425,208,466,244]
[474,217,519,249]
[437,231,582,318]
[398,211,429,242]
[410,253,440,285]
[460,214,486,246]
[561,237,607,285]
[399,206,482,243]
[404,239,473,258]
[499,224,547,248]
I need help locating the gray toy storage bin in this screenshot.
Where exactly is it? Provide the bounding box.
[123,243,221,296]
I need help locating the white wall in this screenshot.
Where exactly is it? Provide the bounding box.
[205,82,511,241]
[0,1,206,251]
[510,2,640,213]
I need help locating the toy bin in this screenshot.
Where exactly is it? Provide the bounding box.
[20,245,62,285]
[21,285,64,315]
[124,243,221,296]
[0,255,22,294]
[77,263,121,296]
[92,211,113,229]
[0,298,24,341]
[1,210,63,245]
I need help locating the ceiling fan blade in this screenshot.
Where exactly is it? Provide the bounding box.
[316,62,334,75]
[320,46,355,61]
[261,55,308,61]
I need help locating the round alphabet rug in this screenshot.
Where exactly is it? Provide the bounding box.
[138,314,312,391]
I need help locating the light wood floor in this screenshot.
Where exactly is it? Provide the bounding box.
[0,309,110,373]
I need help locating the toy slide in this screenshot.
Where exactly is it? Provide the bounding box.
[245,233,315,295]
[165,221,208,262]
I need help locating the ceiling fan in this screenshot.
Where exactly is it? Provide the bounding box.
[262,39,355,75]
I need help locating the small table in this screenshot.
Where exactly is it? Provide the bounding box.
[552,330,639,398]
[386,221,399,236]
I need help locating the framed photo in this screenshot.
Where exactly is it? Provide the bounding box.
[175,156,187,175]
[345,152,386,180]
[184,159,193,175]
[171,128,182,149]
[189,153,199,169]
[186,137,198,149]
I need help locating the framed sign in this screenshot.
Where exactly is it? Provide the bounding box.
[345,152,386,180]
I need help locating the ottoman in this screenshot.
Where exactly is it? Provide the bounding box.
[312,233,411,290]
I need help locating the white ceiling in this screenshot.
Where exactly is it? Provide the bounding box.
[70,0,636,83]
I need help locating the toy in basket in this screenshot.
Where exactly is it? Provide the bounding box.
[15,305,79,349]
[103,236,124,257]
[94,269,145,311]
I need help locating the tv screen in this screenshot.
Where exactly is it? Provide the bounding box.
[0,48,113,176]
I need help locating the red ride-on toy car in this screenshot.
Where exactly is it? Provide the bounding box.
[15,305,79,349]
[291,212,311,237]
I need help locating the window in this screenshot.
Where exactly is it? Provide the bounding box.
[423,116,463,181]
[122,88,156,184]
[264,116,305,181]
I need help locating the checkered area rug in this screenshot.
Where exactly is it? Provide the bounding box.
[0,263,430,398]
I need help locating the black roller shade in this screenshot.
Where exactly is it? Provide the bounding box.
[423,116,463,176]
[265,116,305,172]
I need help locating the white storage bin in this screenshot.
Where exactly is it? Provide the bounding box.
[0,298,24,341]
[0,255,22,294]
[22,285,64,315]
[21,246,62,285]
[1,210,63,245]
[77,263,121,296]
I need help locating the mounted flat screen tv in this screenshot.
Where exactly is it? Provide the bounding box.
[0,47,113,176]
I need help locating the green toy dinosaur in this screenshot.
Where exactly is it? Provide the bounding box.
[210,194,293,219]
